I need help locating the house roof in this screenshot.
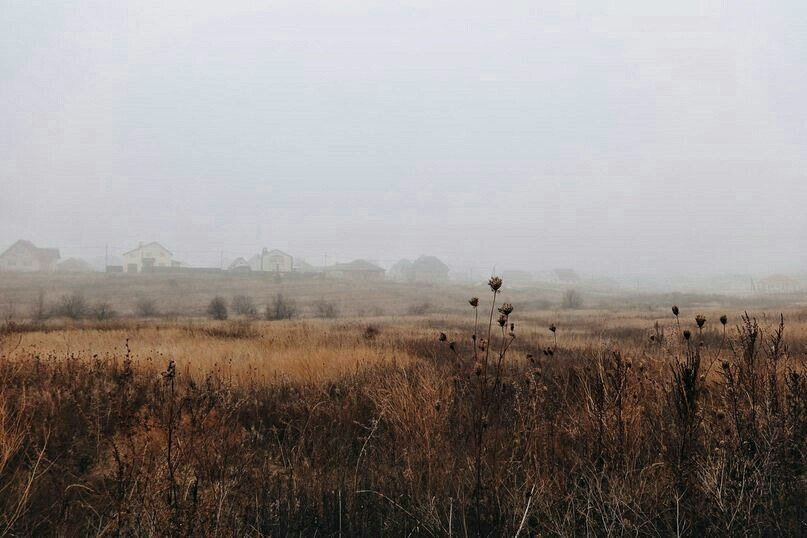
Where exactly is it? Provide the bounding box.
[411,255,449,273]
[389,259,413,274]
[325,259,385,272]
[228,257,249,269]
[123,242,172,256]
[264,249,292,257]
[0,240,60,265]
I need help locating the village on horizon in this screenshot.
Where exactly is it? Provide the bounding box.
[0,238,805,296]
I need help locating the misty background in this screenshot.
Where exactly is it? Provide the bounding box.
[2,0,806,280]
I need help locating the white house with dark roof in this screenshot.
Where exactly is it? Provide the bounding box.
[123,242,175,273]
[0,240,60,272]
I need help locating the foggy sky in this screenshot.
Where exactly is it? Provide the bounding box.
[2,0,806,277]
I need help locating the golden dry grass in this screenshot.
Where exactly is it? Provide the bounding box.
[0,298,804,536]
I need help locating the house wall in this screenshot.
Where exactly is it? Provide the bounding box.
[0,251,40,271]
[123,247,172,272]
[0,245,55,272]
[260,253,293,272]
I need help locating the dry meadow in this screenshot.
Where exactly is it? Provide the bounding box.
[0,276,805,535]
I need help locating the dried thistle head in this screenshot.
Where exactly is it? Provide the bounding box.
[488,276,503,292]
[497,314,507,327]
[449,341,456,352]
[438,332,447,342]
[498,303,514,316]
[672,305,680,316]
[696,314,706,328]
[683,329,692,340]
[469,297,479,308]
[720,314,728,326]
[549,324,557,333]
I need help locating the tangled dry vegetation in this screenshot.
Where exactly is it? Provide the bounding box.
[0,279,804,536]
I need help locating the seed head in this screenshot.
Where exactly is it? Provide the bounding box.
[438,332,447,342]
[672,305,680,316]
[498,303,514,316]
[549,324,557,333]
[696,315,706,328]
[449,341,456,352]
[488,276,503,292]
[469,297,479,308]
[497,314,507,327]
[720,314,728,326]
[721,360,730,370]
[683,329,691,340]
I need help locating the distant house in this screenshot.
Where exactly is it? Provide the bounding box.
[388,256,449,283]
[294,259,321,274]
[388,259,413,282]
[228,257,251,272]
[409,255,450,283]
[248,248,293,273]
[57,257,95,273]
[757,274,802,294]
[0,240,60,272]
[325,260,385,281]
[123,242,174,273]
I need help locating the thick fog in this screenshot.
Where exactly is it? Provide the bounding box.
[2,0,806,278]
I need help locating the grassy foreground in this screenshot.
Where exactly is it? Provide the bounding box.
[0,293,805,535]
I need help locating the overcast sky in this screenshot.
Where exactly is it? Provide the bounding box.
[1,0,806,276]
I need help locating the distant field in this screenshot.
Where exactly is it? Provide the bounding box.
[1,271,804,321]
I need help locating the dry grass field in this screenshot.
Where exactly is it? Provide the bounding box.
[0,276,805,535]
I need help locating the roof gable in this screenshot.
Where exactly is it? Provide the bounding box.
[123,242,172,256]
[327,259,385,272]
[411,255,449,273]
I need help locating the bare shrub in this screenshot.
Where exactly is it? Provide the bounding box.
[266,294,298,320]
[231,295,258,319]
[562,288,583,309]
[207,296,228,320]
[92,302,117,321]
[313,299,338,319]
[54,293,88,320]
[135,297,158,317]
